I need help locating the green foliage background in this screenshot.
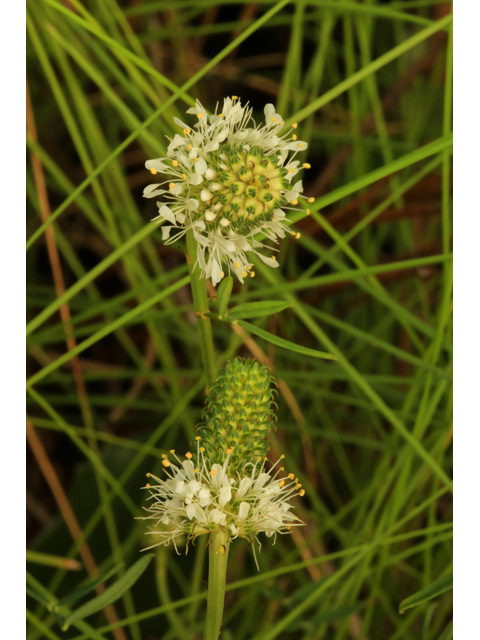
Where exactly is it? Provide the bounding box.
[26,1,453,639]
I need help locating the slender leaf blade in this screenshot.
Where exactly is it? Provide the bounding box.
[228,301,292,320]
[217,276,233,317]
[399,572,453,614]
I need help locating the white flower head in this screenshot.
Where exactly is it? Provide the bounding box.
[140,445,304,556]
[143,96,313,285]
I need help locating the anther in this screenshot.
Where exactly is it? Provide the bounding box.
[150,168,157,175]
[162,459,170,467]
[250,271,255,278]
[146,472,151,477]
[194,157,199,162]
[242,270,248,278]
[235,261,240,269]
[306,209,311,215]
[280,454,285,459]
[198,113,204,119]
[279,480,285,488]
[296,232,301,239]
[292,134,297,141]
[272,255,276,260]
[145,483,150,487]
[291,199,298,205]
[292,123,298,129]
[308,197,315,203]
[168,183,175,190]
[219,113,224,118]
[232,96,239,101]
[183,128,191,134]
[187,144,192,150]
[288,168,295,173]
[221,271,225,278]
[303,163,311,169]
[271,118,277,123]
[182,173,187,179]
[211,469,217,476]
[195,436,201,441]
[185,452,193,459]
[299,143,304,148]
[257,456,262,461]
[288,473,295,480]
[299,489,305,497]
[296,484,302,490]
[194,468,199,473]
[200,447,205,452]
[226,448,232,455]
[172,160,179,167]
[161,453,167,458]
[170,449,175,454]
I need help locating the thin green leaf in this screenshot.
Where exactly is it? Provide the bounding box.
[228,301,292,320]
[62,555,154,630]
[236,319,338,361]
[399,572,453,614]
[57,564,124,608]
[217,276,233,317]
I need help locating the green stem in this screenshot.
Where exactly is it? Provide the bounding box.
[204,530,230,640]
[186,229,216,389]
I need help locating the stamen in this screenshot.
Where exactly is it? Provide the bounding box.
[211,469,217,476]
[250,271,255,278]
[291,199,298,205]
[187,144,192,150]
[279,480,285,488]
[308,197,315,203]
[306,209,310,215]
[182,174,187,179]
[183,128,191,134]
[296,232,301,239]
[299,489,305,497]
[221,271,225,278]
[242,270,248,278]
[200,447,205,452]
[146,483,150,488]
[292,123,298,129]
[280,454,285,459]
[162,459,170,467]
[198,113,204,119]
[172,160,179,167]
[292,134,297,141]
[235,261,240,269]
[288,473,295,480]
[271,118,277,123]
[219,113,224,118]
[232,96,239,101]
[168,183,175,190]
[150,168,157,175]
[303,163,311,169]
[226,448,232,455]
[194,158,199,163]
[146,472,151,477]
[170,449,175,454]
[185,452,193,459]
[195,436,201,441]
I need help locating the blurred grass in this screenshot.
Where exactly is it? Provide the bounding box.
[26,1,452,639]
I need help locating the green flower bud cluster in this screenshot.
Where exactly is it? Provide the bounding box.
[193,358,277,473]
[190,145,289,235]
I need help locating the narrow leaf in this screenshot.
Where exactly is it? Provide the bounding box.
[399,572,452,614]
[62,555,154,629]
[26,550,82,571]
[228,301,292,319]
[217,276,233,317]
[57,564,124,607]
[237,319,337,361]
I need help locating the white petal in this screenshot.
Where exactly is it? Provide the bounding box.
[195,157,208,175]
[145,159,168,172]
[218,486,232,506]
[256,253,279,268]
[162,226,173,240]
[236,477,252,499]
[186,503,207,524]
[186,198,200,211]
[238,502,251,520]
[159,205,176,224]
[264,103,275,121]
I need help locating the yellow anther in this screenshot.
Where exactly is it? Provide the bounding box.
[296,484,302,490]
[211,469,217,476]
[271,118,277,123]
[286,525,292,530]
[145,483,150,487]
[170,449,175,454]
[288,168,295,173]
[194,468,199,473]
[194,157,199,162]
[280,454,285,459]
[250,271,255,278]
[146,472,151,477]
[200,447,205,452]
[221,271,225,278]
[291,199,298,205]
[198,112,204,119]
[264,457,268,461]
[226,448,232,455]
[195,436,201,441]
[292,134,297,141]
[272,255,276,260]
[296,232,301,239]
[232,95,239,100]
[279,480,285,488]
[306,209,311,215]
[161,453,167,458]
[299,489,305,497]
[183,128,191,134]
[295,477,298,482]
[162,459,170,467]
[291,232,296,236]
[187,144,192,150]
[182,174,187,179]
[235,261,240,269]
[242,270,248,278]
[172,160,179,167]
[257,456,262,461]
[308,197,315,203]
[168,183,175,190]
[150,167,157,175]
[219,113,224,118]
[288,473,295,480]
[207,201,211,205]
[292,123,298,129]
[280,467,284,471]
[303,163,311,169]
[299,144,304,148]
[185,452,193,459]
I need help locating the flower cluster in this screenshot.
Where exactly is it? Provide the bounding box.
[143,97,314,285]
[141,443,304,555]
[140,358,305,560]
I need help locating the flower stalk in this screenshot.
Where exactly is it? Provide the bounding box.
[186,229,216,389]
[204,529,230,640]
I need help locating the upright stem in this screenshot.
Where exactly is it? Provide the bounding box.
[204,530,230,640]
[186,230,216,389]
